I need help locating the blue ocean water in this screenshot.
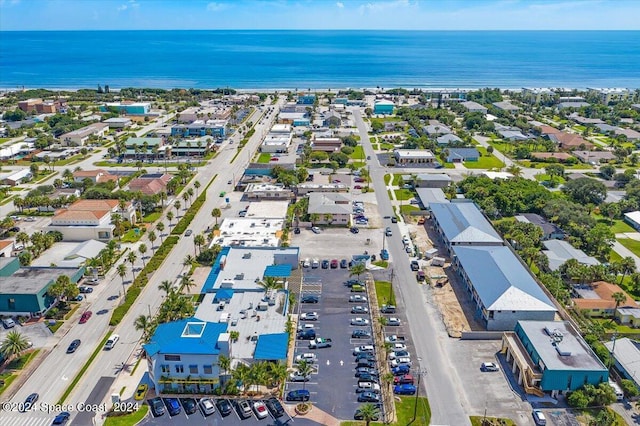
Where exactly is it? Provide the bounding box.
[0,30,639,90]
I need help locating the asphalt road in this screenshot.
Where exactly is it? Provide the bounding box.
[352,108,471,426]
[0,100,282,424]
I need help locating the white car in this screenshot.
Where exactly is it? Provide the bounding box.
[481,362,500,372]
[311,226,321,234]
[295,353,317,363]
[349,295,367,303]
[353,345,375,355]
[289,372,310,382]
[199,398,216,416]
[351,317,370,326]
[253,401,269,419]
[104,334,119,350]
[300,312,318,321]
[386,317,401,326]
[356,382,381,393]
[391,343,407,351]
[388,350,410,361]
[390,357,412,368]
[302,258,311,268]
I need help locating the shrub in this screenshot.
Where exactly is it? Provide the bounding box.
[172,192,206,235]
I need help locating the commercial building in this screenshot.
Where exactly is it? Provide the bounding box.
[127,173,171,196]
[414,173,452,189]
[373,100,394,115]
[415,188,449,210]
[311,137,342,153]
[393,149,435,164]
[171,120,226,138]
[541,240,599,271]
[278,112,310,126]
[522,88,556,104]
[178,106,232,123]
[18,98,65,114]
[452,246,557,330]
[59,123,109,146]
[244,183,294,200]
[0,257,84,316]
[307,192,351,225]
[502,321,608,397]
[100,102,151,115]
[123,137,165,158]
[295,182,349,195]
[429,202,503,253]
[102,117,132,128]
[30,240,107,269]
[260,126,293,153]
[297,94,316,105]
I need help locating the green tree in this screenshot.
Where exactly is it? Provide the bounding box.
[148,231,157,252]
[349,263,366,281]
[127,251,137,280]
[156,222,165,242]
[0,331,31,362]
[158,279,174,295]
[620,379,639,398]
[567,389,589,408]
[562,177,607,205]
[296,360,314,391]
[117,263,127,287]
[356,403,380,426]
[211,208,221,226]
[611,291,627,321]
[134,314,155,342]
[138,244,148,267]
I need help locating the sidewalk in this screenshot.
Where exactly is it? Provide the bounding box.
[283,403,340,426]
[612,241,640,271]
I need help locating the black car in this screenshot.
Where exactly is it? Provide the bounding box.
[163,397,181,416]
[265,397,285,418]
[22,393,39,412]
[179,398,197,415]
[301,295,319,303]
[351,329,372,339]
[52,411,71,425]
[350,227,360,234]
[215,398,233,417]
[340,259,348,268]
[321,259,329,269]
[355,353,376,362]
[358,391,380,402]
[149,397,165,417]
[344,279,362,287]
[297,329,316,340]
[357,360,376,368]
[391,217,398,223]
[66,339,81,354]
[356,373,377,383]
[294,227,301,234]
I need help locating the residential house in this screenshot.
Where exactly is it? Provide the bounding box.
[537,125,562,136]
[549,132,594,150]
[0,240,14,258]
[127,173,171,196]
[423,121,452,136]
[322,110,342,127]
[393,149,435,164]
[311,138,342,153]
[99,102,151,115]
[616,128,640,141]
[307,192,351,225]
[515,213,565,240]
[572,150,615,164]
[373,100,394,115]
[103,117,132,128]
[568,113,604,125]
[498,128,531,141]
[2,168,32,186]
[530,152,574,163]
[414,173,452,188]
[59,123,109,146]
[446,147,480,163]
[0,257,84,317]
[502,321,608,397]
[436,133,462,146]
[461,101,488,114]
[604,338,640,389]
[557,102,591,109]
[492,101,520,113]
[0,141,35,161]
[452,246,557,330]
[72,169,119,184]
[541,240,599,271]
[624,211,640,231]
[572,281,639,318]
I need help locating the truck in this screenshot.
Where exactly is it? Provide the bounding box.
[385,335,406,343]
[308,338,333,349]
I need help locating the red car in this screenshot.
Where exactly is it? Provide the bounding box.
[355,178,365,183]
[354,185,363,189]
[393,374,415,385]
[79,311,92,324]
[270,157,279,162]
[330,259,338,269]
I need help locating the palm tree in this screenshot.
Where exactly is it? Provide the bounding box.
[296,360,314,391]
[194,180,201,197]
[180,275,196,293]
[134,314,155,342]
[183,254,195,268]
[350,263,366,281]
[618,257,636,285]
[148,231,157,252]
[138,244,148,267]
[267,362,288,388]
[0,331,31,362]
[211,208,221,226]
[167,211,174,226]
[506,164,523,178]
[117,263,127,290]
[127,251,138,279]
[174,200,181,217]
[156,222,165,242]
[158,279,174,295]
[356,403,381,426]
[218,354,231,377]
[612,291,627,322]
[182,191,190,207]
[258,276,282,293]
[193,233,205,255]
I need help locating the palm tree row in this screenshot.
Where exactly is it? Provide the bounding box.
[231,361,289,394]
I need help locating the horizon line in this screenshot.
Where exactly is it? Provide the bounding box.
[2,29,639,32]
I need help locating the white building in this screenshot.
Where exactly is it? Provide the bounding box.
[307,192,351,225]
[245,183,294,200]
[461,101,488,114]
[2,168,32,186]
[59,123,109,146]
[393,149,435,164]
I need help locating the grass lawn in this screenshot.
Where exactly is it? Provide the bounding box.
[464,147,504,169]
[6,349,40,370]
[0,137,11,144]
[470,416,516,426]
[143,211,161,223]
[349,145,365,160]
[592,318,640,335]
[47,321,64,333]
[104,405,149,426]
[392,174,407,186]
[341,397,430,426]
[371,143,379,150]
[257,153,272,163]
[400,205,420,214]
[618,238,640,257]
[592,216,634,234]
[384,174,391,185]
[575,408,627,426]
[121,228,145,243]
[442,162,455,169]
[373,260,389,269]
[0,373,17,395]
[609,249,623,263]
[393,188,414,201]
[379,142,394,151]
[375,280,396,307]
[534,173,566,184]
[351,161,366,169]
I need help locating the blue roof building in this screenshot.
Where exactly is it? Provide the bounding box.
[143,318,229,394]
[297,94,316,105]
[502,321,608,398]
[452,246,556,330]
[254,333,289,361]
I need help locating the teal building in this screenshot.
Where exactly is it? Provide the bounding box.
[0,258,84,317]
[373,100,394,115]
[100,102,150,115]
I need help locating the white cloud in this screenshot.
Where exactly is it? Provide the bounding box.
[117,4,127,11]
[207,2,228,12]
[129,0,140,9]
[336,2,344,8]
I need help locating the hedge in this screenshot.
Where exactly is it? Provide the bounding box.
[109,236,179,326]
[171,177,214,236]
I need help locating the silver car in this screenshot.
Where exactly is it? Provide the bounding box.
[199,398,216,416]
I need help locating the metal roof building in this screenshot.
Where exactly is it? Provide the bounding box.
[605,338,640,389]
[452,246,557,330]
[429,202,503,252]
[542,240,599,271]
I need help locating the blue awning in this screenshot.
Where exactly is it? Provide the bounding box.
[254,333,289,361]
[264,264,291,278]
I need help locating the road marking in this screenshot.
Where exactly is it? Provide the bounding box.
[61,375,68,381]
[326,360,330,366]
[340,360,344,366]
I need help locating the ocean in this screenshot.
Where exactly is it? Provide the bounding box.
[1,30,639,90]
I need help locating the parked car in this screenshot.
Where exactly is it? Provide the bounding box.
[215,399,233,417]
[52,411,71,425]
[386,317,401,326]
[300,295,319,304]
[381,304,396,313]
[349,294,367,303]
[294,227,301,234]
[66,339,81,354]
[253,400,269,419]
[321,259,329,269]
[352,329,372,339]
[355,372,377,383]
[388,350,410,360]
[355,353,377,363]
[149,397,165,417]
[391,364,411,375]
[353,345,375,355]
[385,227,392,237]
[79,311,92,324]
[289,372,311,382]
[394,374,415,385]
[199,398,216,416]
[350,226,360,234]
[264,397,285,418]
[481,362,500,372]
[297,329,316,340]
[104,334,119,350]
[351,305,369,314]
[286,389,310,402]
[410,260,420,271]
[533,410,547,425]
[302,258,311,268]
[394,384,417,395]
[355,368,379,379]
[300,312,318,321]
[311,226,321,234]
[351,285,365,292]
[134,384,148,401]
[356,382,381,393]
[78,286,93,294]
[357,391,380,402]
[345,279,362,287]
[391,343,407,351]
[164,397,181,416]
[295,353,317,363]
[351,317,369,326]
[390,357,412,368]
[180,398,198,415]
[391,216,398,223]
[357,359,376,368]
[330,259,338,268]
[235,399,252,419]
[340,259,348,268]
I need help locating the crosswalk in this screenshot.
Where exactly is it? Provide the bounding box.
[0,413,63,426]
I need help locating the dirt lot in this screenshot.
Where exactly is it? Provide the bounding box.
[404,215,483,337]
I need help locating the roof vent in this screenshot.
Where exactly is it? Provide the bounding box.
[242,252,252,259]
[555,345,572,357]
[234,273,245,280]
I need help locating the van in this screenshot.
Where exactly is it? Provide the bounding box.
[2,318,16,329]
[609,380,624,401]
[417,271,426,282]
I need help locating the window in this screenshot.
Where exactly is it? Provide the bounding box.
[164,355,181,362]
[203,365,213,375]
[161,365,170,373]
[175,365,184,374]
[8,298,15,310]
[189,365,198,374]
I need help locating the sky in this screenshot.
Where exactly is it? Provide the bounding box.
[1,0,639,31]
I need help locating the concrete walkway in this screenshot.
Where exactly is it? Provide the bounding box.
[612,241,640,270]
[283,403,340,426]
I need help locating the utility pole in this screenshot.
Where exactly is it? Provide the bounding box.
[408,368,428,425]
[389,268,394,304]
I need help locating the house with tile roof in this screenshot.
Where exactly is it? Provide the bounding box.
[127,173,171,196]
[72,169,119,184]
[572,281,639,318]
[549,132,594,150]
